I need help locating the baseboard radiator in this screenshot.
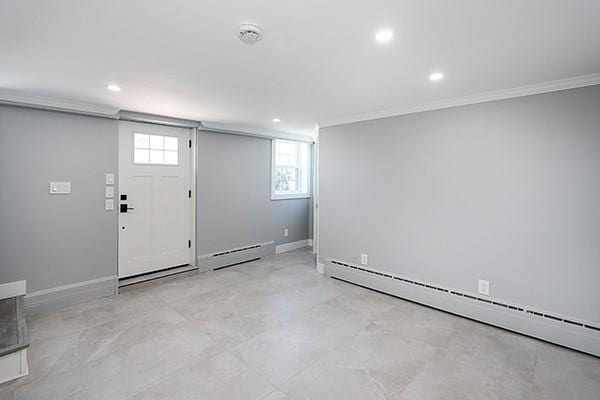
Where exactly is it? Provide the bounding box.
[197,241,275,271]
[326,258,600,357]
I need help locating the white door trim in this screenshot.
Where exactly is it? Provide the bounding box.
[189,128,198,267]
[117,122,196,279]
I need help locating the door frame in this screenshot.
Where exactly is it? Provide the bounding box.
[116,116,199,283]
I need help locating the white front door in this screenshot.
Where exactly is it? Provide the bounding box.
[118,121,192,278]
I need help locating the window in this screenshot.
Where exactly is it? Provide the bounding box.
[271,139,310,199]
[133,133,178,165]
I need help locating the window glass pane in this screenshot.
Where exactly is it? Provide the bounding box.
[149,135,164,150]
[275,166,298,193]
[149,149,164,164]
[276,141,299,167]
[134,134,150,149]
[134,149,149,163]
[276,154,296,166]
[164,136,178,151]
[164,150,178,165]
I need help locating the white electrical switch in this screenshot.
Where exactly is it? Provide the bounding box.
[361,253,368,266]
[105,199,114,211]
[478,280,490,296]
[283,228,289,237]
[105,186,114,198]
[49,182,71,194]
[105,173,115,185]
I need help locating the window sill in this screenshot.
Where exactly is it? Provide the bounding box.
[271,194,311,201]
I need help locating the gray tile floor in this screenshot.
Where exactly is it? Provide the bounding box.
[1,248,599,399]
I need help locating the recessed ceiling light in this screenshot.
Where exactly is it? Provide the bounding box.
[272,117,281,123]
[375,30,394,42]
[106,84,121,92]
[429,72,444,82]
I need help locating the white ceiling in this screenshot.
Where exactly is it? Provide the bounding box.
[1,0,599,137]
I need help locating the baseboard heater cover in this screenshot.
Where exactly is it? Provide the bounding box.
[197,241,275,271]
[326,258,600,356]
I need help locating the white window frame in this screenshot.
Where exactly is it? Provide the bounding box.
[271,139,311,200]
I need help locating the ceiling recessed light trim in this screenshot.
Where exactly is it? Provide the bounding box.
[429,72,444,82]
[106,84,121,92]
[375,30,394,43]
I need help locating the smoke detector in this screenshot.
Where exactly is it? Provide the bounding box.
[238,24,263,45]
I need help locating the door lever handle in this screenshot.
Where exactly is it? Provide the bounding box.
[120,204,135,213]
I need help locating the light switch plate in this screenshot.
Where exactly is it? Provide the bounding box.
[105,186,114,198]
[105,173,115,185]
[49,181,71,194]
[105,199,114,211]
[283,228,289,237]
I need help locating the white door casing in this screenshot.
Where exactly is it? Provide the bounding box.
[118,121,192,278]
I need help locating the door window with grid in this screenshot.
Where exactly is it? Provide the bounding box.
[133,133,178,165]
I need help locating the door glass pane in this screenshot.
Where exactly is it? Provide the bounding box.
[164,136,178,151]
[164,150,178,165]
[149,149,164,164]
[149,135,164,150]
[134,134,150,149]
[134,149,149,163]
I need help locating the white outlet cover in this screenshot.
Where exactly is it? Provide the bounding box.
[478,280,490,296]
[283,228,289,237]
[105,186,114,198]
[105,173,115,185]
[361,253,368,266]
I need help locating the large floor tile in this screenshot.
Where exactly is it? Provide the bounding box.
[279,342,418,400]
[22,303,187,383]
[27,291,165,342]
[129,352,275,400]
[531,344,600,400]
[370,300,460,347]
[231,324,334,386]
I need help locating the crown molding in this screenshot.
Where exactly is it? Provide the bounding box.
[200,121,314,143]
[319,73,600,128]
[118,110,201,128]
[0,88,119,118]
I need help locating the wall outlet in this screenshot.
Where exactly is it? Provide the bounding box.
[478,279,490,296]
[360,253,368,266]
[283,228,289,237]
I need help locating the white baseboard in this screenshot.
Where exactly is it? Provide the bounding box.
[24,276,117,313]
[275,239,311,254]
[316,262,325,274]
[0,348,28,384]
[0,281,26,300]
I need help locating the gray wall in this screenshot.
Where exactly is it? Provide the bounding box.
[0,105,118,293]
[320,85,600,325]
[196,132,310,254]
